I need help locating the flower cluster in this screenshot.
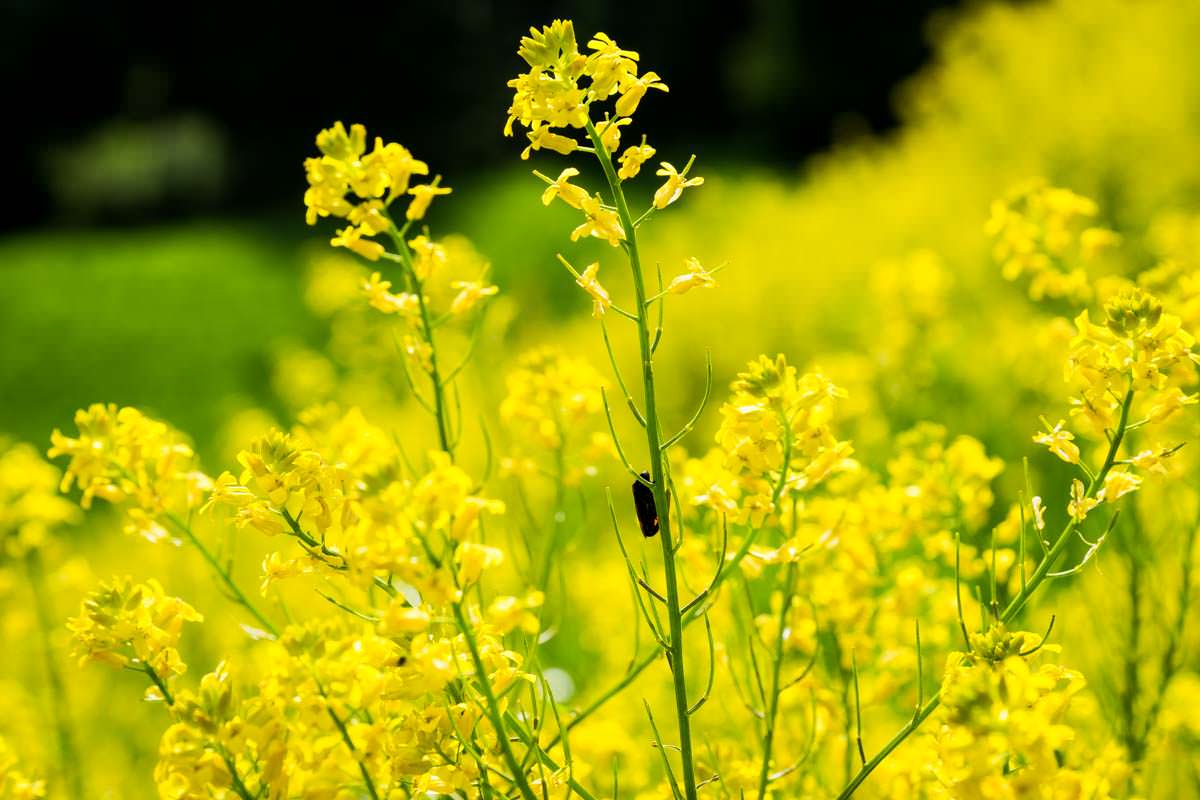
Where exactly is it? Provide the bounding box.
[510,21,704,253]
[986,180,1120,302]
[711,354,854,523]
[0,441,78,558]
[925,624,1112,798]
[205,408,506,602]
[1068,287,1199,433]
[67,576,203,679]
[48,404,210,542]
[148,612,540,799]
[883,423,1004,543]
[305,122,498,408]
[499,347,606,451]
[303,122,446,261]
[506,20,666,156]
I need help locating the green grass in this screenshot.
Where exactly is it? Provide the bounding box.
[0,224,319,460]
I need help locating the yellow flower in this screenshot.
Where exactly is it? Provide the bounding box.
[380,601,431,635]
[455,542,504,585]
[315,121,367,163]
[500,348,606,450]
[1067,479,1100,522]
[68,576,203,677]
[595,115,631,152]
[303,122,431,232]
[347,199,391,235]
[259,551,312,595]
[1100,469,1141,501]
[653,160,704,209]
[667,257,720,295]
[363,272,420,316]
[1130,447,1173,474]
[363,138,429,201]
[522,125,580,160]
[571,194,625,246]
[331,225,384,261]
[407,182,453,221]
[575,262,612,318]
[615,70,668,117]
[1033,420,1080,464]
[538,167,590,209]
[408,235,448,280]
[617,136,656,180]
[486,592,544,635]
[49,404,204,515]
[0,441,79,557]
[585,32,639,99]
[1147,386,1198,423]
[449,281,499,315]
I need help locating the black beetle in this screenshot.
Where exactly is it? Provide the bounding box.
[632,471,659,537]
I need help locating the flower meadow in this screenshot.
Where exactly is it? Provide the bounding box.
[7,1,1200,798]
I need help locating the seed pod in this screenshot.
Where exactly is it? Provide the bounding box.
[632,471,659,537]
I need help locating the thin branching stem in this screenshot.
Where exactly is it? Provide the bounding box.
[586,117,699,799]
[757,561,798,798]
[162,512,278,636]
[836,387,1135,799]
[452,601,541,800]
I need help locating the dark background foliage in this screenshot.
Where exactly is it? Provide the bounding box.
[2,0,958,230]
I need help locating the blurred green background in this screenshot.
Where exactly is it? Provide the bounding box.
[0,0,962,461]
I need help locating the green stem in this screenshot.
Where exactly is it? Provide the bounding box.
[837,387,1134,799]
[536,441,568,590]
[25,550,85,800]
[142,662,175,707]
[218,749,258,800]
[321,690,381,800]
[452,602,540,800]
[505,711,599,800]
[585,117,698,800]
[548,522,761,749]
[385,223,453,457]
[142,663,258,800]
[757,562,798,798]
[163,512,278,637]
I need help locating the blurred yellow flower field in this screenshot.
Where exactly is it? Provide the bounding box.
[4,0,1200,798]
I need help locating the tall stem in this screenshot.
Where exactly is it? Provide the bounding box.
[758,562,798,797]
[837,388,1134,799]
[163,512,278,636]
[386,224,453,457]
[452,601,541,800]
[585,118,699,800]
[26,550,84,800]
